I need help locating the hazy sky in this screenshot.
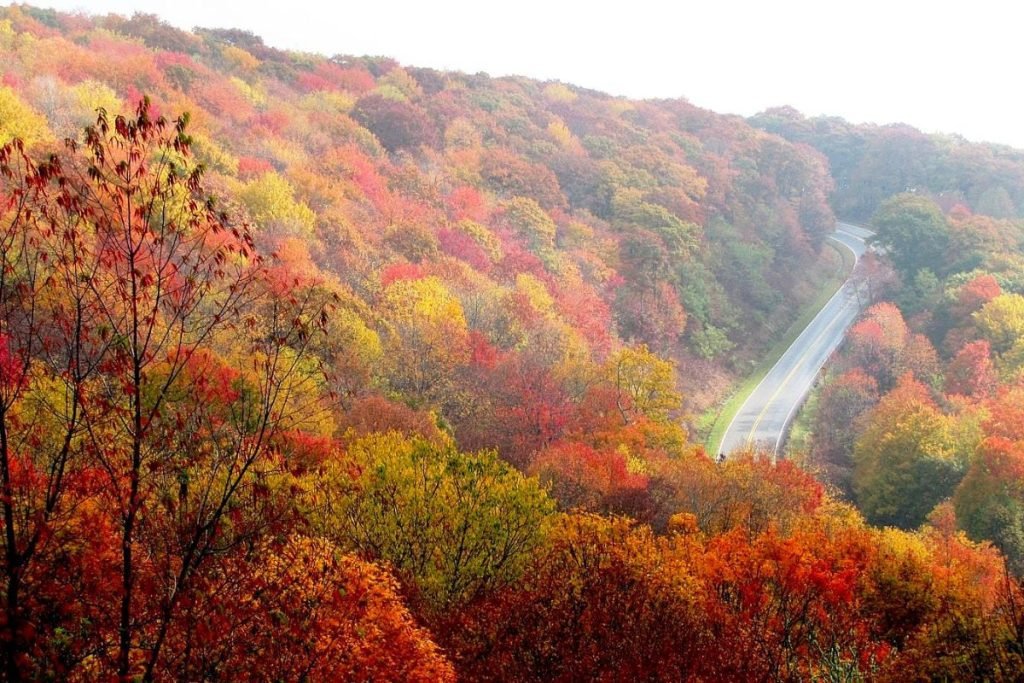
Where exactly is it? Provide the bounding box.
[12,0,1024,148]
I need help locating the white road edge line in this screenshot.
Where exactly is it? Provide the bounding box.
[718,224,867,455]
[770,229,865,454]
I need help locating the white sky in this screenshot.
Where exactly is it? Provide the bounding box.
[10,0,1024,148]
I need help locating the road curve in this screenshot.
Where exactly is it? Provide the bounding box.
[718,222,872,457]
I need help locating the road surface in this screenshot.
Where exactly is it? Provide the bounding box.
[719,222,872,457]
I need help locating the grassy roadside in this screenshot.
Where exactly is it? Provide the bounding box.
[701,238,856,454]
[784,369,824,466]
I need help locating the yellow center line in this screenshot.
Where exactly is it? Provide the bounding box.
[744,294,856,445]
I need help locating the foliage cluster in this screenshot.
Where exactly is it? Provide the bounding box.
[0,7,1023,680]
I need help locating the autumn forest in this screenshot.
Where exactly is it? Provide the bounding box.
[2,5,1024,681]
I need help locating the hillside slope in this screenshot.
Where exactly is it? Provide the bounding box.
[0,5,842,441]
[751,105,1024,222]
[3,6,1024,681]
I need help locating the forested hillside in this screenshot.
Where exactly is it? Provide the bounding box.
[1,5,1024,681]
[0,6,845,422]
[751,105,1024,582]
[752,105,1024,222]
[801,193,1024,568]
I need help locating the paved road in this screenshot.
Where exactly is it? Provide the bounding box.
[719,223,872,457]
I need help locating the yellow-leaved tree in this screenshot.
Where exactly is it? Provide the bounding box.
[381,275,470,406]
[238,171,317,236]
[306,432,554,613]
[606,344,682,425]
[0,86,49,147]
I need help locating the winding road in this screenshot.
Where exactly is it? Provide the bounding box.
[719,222,873,457]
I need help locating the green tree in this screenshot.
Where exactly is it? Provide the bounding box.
[502,196,558,266]
[309,432,554,613]
[690,324,734,360]
[871,193,950,279]
[853,376,972,528]
[954,437,1024,574]
[611,188,700,260]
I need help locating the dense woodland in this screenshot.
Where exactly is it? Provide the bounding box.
[804,195,1024,567]
[751,106,1024,224]
[1,5,1024,681]
[751,106,1024,579]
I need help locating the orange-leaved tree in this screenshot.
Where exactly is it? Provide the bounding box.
[0,99,332,681]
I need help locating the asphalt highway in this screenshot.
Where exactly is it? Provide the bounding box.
[718,223,871,457]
